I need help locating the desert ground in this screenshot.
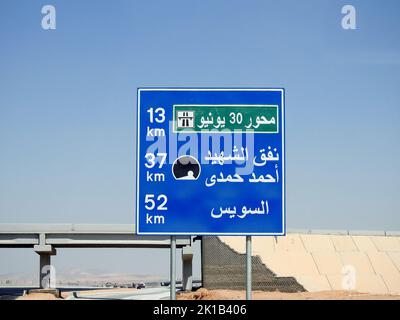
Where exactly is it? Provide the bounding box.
[178,288,400,300]
[7,287,400,300]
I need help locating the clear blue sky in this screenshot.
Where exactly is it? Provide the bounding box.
[1,1,399,277]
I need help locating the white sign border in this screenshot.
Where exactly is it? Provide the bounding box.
[136,88,285,236]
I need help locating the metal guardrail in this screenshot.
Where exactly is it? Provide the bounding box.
[0,224,191,248]
[0,224,193,296]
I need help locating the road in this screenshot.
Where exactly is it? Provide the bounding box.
[66,287,173,300]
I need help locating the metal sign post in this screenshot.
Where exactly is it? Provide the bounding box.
[136,88,285,300]
[246,236,252,300]
[170,236,176,300]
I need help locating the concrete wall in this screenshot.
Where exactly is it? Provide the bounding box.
[219,232,400,295]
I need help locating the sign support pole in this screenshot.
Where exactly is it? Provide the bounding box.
[170,236,176,300]
[246,235,252,300]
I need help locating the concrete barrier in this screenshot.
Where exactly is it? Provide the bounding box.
[219,231,400,295]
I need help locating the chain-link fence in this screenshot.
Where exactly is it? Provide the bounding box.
[201,237,305,292]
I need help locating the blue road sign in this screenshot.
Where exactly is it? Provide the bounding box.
[136,88,285,235]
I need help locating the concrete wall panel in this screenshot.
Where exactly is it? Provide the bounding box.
[330,235,358,252]
[371,236,400,252]
[300,235,335,252]
[312,252,344,275]
[217,233,400,295]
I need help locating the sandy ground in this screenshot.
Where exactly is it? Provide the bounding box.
[178,288,400,300]
[11,288,400,300]
[17,293,60,300]
[14,288,139,300]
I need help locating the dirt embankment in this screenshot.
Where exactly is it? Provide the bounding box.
[11,288,400,300]
[17,293,60,300]
[178,288,400,300]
